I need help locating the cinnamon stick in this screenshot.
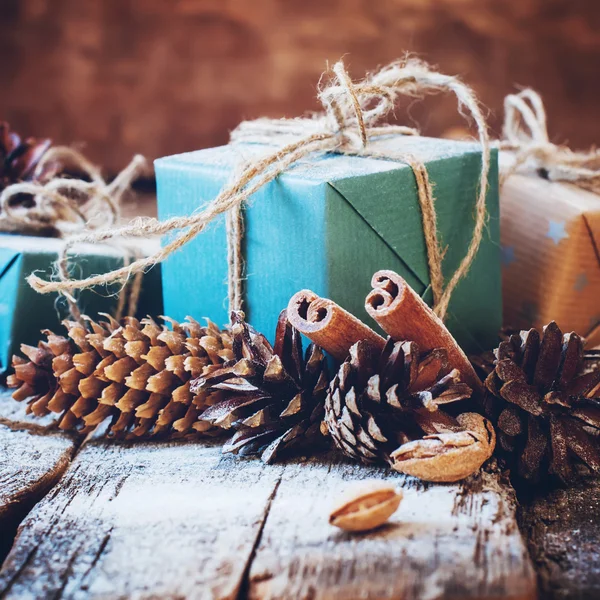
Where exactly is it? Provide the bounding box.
[287,290,386,361]
[365,270,483,394]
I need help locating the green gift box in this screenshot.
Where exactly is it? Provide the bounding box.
[0,235,163,373]
[155,135,501,353]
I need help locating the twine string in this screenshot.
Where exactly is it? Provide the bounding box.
[113,244,145,321]
[225,202,244,313]
[348,148,445,308]
[500,89,600,193]
[1,148,147,320]
[28,58,491,322]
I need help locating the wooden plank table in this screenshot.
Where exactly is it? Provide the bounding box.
[0,429,536,599]
[0,384,594,600]
[0,393,76,563]
[0,441,282,600]
[248,460,534,600]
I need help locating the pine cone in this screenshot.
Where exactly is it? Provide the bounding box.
[7,315,233,437]
[470,328,520,381]
[191,310,330,464]
[0,122,51,191]
[483,321,600,483]
[324,338,474,465]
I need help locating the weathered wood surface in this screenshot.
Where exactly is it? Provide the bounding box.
[0,437,536,600]
[0,389,59,428]
[0,421,74,564]
[249,460,537,600]
[520,477,600,600]
[0,441,283,600]
[0,423,73,523]
[0,391,76,563]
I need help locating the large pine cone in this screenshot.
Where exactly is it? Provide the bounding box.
[325,338,473,465]
[7,315,233,437]
[191,310,329,463]
[0,122,51,191]
[483,321,600,483]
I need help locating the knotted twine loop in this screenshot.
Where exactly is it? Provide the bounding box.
[0,148,146,235]
[28,58,491,323]
[500,89,600,192]
[0,147,148,321]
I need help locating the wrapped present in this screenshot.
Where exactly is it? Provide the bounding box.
[501,175,600,345]
[0,131,158,371]
[0,235,162,373]
[499,89,600,346]
[155,135,501,354]
[29,59,502,355]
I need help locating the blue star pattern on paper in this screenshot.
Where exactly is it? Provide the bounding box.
[574,273,589,293]
[546,220,569,245]
[501,245,516,267]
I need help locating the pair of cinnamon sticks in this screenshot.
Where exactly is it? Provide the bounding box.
[287,269,483,395]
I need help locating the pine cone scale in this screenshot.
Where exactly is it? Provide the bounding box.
[572,402,600,427]
[193,310,329,464]
[8,316,233,438]
[500,381,543,416]
[532,322,563,389]
[325,339,476,465]
[482,321,600,483]
[569,370,600,396]
[563,419,600,472]
[497,406,522,436]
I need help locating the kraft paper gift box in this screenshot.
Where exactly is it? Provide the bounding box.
[501,174,600,347]
[0,235,163,373]
[155,135,502,354]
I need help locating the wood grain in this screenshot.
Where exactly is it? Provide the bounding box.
[0,432,536,600]
[0,388,76,564]
[1,0,599,174]
[0,423,74,559]
[520,477,600,600]
[0,423,74,521]
[0,388,60,428]
[0,441,283,600]
[249,459,536,600]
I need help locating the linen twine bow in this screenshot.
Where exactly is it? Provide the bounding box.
[500,89,600,192]
[0,147,148,321]
[28,58,491,322]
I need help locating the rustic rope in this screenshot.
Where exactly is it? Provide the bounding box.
[352,148,445,308]
[0,149,146,235]
[226,202,245,313]
[1,148,147,320]
[28,58,491,322]
[113,244,145,321]
[500,89,600,192]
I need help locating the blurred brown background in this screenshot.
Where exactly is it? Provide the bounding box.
[1,0,599,176]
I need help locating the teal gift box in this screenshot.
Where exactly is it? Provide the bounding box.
[0,235,163,373]
[155,136,501,353]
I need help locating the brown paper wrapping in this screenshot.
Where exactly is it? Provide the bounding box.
[501,174,600,347]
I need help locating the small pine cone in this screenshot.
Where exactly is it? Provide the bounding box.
[325,338,473,465]
[0,122,52,191]
[483,321,600,483]
[191,310,330,464]
[7,315,233,437]
[470,328,521,382]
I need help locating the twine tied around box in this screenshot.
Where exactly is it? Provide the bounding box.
[500,89,600,193]
[27,58,491,322]
[0,147,148,321]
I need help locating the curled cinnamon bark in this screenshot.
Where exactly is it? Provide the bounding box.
[287,290,385,361]
[365,270,483,395]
